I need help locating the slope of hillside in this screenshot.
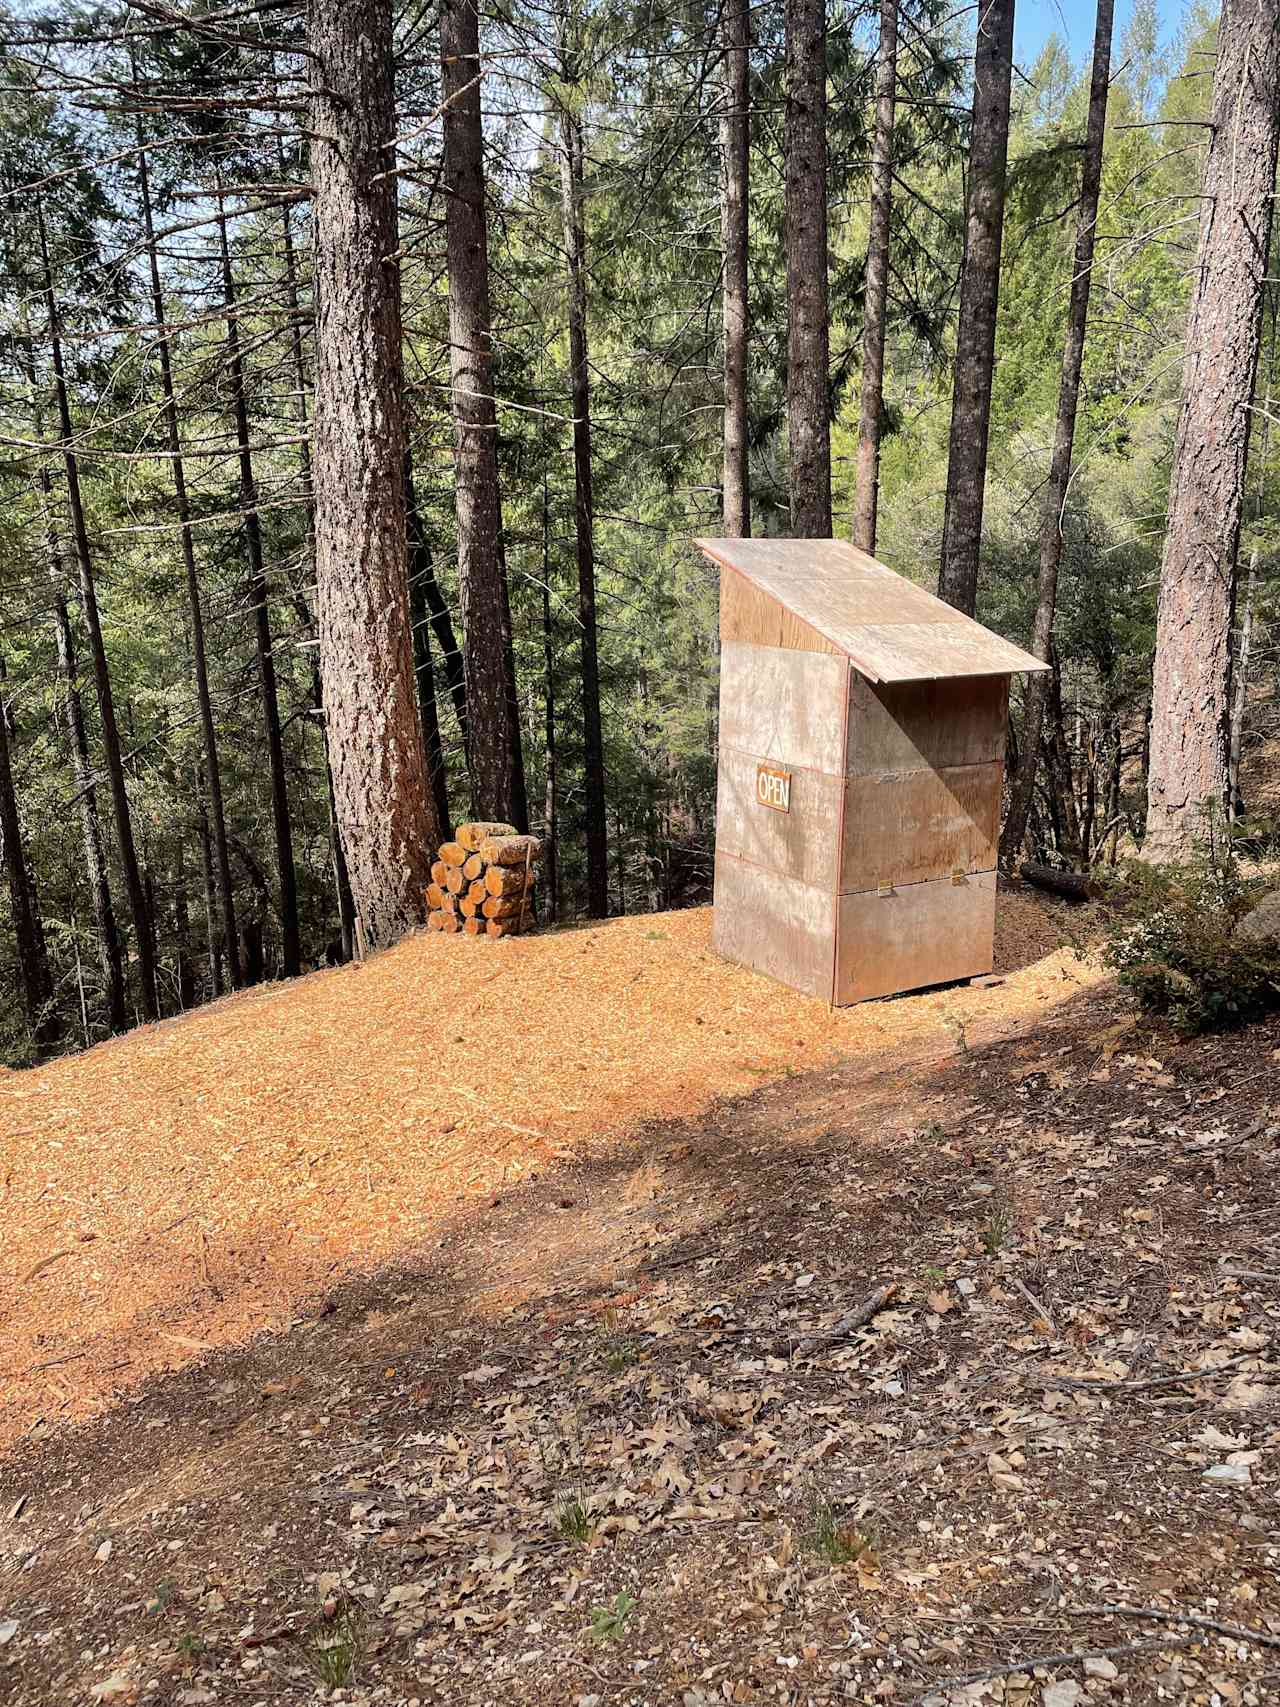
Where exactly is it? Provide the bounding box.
[0,898,1089,1455]
[1,948,1277,1706]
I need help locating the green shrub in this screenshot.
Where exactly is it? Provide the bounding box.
[1101,833,1280,1035]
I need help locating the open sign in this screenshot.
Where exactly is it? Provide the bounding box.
[755,763,791,813]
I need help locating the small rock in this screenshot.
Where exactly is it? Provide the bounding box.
[1204,1462,1251,1485]
[1042,1683,1083,1707]
[1235,890,1280,946]
[0,1620,17,1647]
[1084,1657,1118,1680]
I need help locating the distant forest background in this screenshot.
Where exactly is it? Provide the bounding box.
[0,0,1275,1063]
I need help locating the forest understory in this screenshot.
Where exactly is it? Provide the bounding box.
[2,889,1279,1707]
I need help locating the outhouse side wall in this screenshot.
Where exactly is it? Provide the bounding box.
[713,636,846,1000]
[833,674,1008,1004]
[720,563,842,655]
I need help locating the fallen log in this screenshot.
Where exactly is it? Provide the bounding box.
[463,916,485,936]
[485,918,516,938]
[460,894,482,919]
[438,911,460,935]
[425,881,446,912]
[479,834,543,868]
[457,820,517,852]
[481,893,526,921]
[462,853,484,882]
[430,859,448,887]
[426,911,444,932]
[438,841,467,868]
[445,866,466,896]
[466,879,487,903]
[1019,861,1100,902]
[484,864,531,898]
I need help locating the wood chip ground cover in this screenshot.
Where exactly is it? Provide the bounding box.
[2,894,1279,1705]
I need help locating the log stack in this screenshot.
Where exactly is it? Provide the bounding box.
[426,822,544,938]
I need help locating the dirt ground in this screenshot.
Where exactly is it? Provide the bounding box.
[2,892,1279,1706]
[0,893,1089,1455]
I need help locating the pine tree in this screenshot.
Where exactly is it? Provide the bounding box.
[1145,0,1280,859]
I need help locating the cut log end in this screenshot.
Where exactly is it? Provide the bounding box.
[457,820,518,852]
[484,864,531,898]
[479,834,544,868]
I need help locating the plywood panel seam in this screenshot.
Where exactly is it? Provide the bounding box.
[714,845,833,896]
[838,864,997,899]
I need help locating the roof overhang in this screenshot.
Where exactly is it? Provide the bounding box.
[697,537,1051,683]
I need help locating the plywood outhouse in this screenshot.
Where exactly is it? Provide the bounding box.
[697,538,1050,1005]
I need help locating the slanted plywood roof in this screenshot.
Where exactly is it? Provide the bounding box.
[696,537,1050,683]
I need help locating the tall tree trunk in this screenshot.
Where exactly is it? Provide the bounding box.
[216,196,301,976]
[309,0,441,945]
[37,200,159,1023]
[440,0,528,826]
[173,838,195,1010]
[1000,0,1113,864]
[21,312,130,1036]
[279,187,361,957]
[852,0,897,554]
[1145,0,1280,860]
[720,0,750,536]
[196,786,224,998]
[541,471,560,923]
[0,667,59,1055]
[418,554,469,750]
[558,73,609,917]
[938,0,1016,615]
[1228,547,1258,816]
[784,0,831,536]
[15,294,126,1032]
[137,136,243,988]
[1230,292,1274,817]
[50,580,127,1034]
[1049,658,1082,861]
[406,459,452,835]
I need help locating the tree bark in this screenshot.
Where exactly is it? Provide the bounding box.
[309,0,441,946]
[216,195,301,976]
[784,0,831,537]
[558,74,609,917]
[406,458,452,835]
[196,786,224,998]
[50,579,127,1034]
[1000,0,1113,864]
[1145,0,1280,860]
[37,199,159,1024]
[137,133,243,989]
[1228,546,1258,817]
[440,0,528,826]
[0,666,59,1054]
[172,837,195,1010]
[720,0,750,536]
[938,0,1016,615]
[540,482,560,923]
[21,308,128,1035]
[278,186,359,960]
[852,0,897,554]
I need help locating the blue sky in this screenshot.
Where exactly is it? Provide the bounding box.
[1014,0,1192,68]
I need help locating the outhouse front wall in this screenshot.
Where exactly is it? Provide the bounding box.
[713,639,846,999]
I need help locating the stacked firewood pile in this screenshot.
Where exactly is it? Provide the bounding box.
[426,821,543,938]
